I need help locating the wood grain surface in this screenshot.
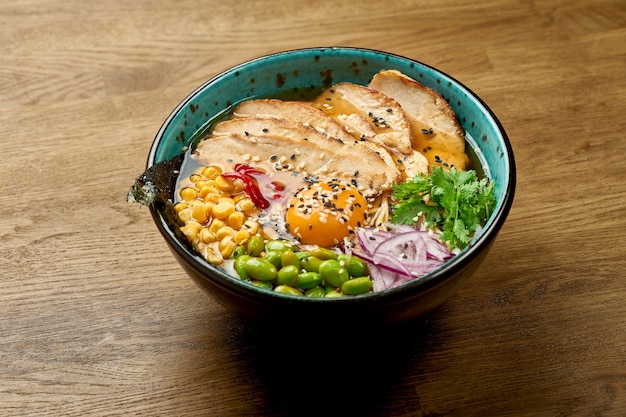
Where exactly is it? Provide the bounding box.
[1,1,625,416]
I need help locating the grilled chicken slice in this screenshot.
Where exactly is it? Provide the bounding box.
[232,99,355,143]
[369,69,469,171]
[194,131,398,197]
[312,82,413,156]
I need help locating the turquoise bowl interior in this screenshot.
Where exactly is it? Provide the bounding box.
[147,47,516,324]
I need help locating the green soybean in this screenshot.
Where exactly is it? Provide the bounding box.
[274,285,303,296]
[265,239,292,253]
[242,257,277,281]
[304,286,326,298]
[338,255,369,278]
[319,259,349,288]
[276,265,299,286]
[300,256,322,273]
[250,280,273,290]
[231,245,246,259]
[263,250,283,269]
[296,271,323,289]
[247,235,265,257]
[295,251,311,260]
[341,277,373,295]
[281,250,300,269]
[325,289,345,298]
[234,255,250,280]
[310,247,338,260]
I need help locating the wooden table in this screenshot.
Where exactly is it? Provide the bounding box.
[2,1,625,415]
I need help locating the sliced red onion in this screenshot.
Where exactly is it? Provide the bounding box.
[354,227,454,291]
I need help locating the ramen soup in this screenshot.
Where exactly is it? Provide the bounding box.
[173,69,495,296]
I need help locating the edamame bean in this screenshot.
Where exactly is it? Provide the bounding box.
[310,247,338,260]
[231,245,246,259]
[263,250,283,269]
[296,271,323,289]
[242,257,277,281]
[300,256,322,273]
[325,289,345,298]
[247,235,265,257]
[234,255,250,280]
[281,250,300,269]
[265,239,292,253]
[274,285,303,296]
[276,265,299,286]
[318,259,349,288]
[338,255,369,278]
[341,277,373,295]
[295,251,311,260]
[304,286,326,298]
[250,280,273,290]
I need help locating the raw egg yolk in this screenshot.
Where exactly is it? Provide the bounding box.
[285,180,368,247]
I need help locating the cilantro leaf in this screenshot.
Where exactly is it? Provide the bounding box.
[391,167,496,250]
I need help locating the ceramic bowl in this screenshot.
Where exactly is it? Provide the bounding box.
[146,47,515,324]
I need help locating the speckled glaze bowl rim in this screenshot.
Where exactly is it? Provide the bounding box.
[147,46,516,306]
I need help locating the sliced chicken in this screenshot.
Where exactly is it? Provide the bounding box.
[194,132,398,197]
[312,82,413,156]
[369,69,469,171]
[232,99,355,143]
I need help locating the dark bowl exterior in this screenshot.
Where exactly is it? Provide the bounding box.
[146,47,516,325]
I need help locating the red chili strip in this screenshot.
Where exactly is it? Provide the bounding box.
[234,164,284,192]
[221,171,269,209]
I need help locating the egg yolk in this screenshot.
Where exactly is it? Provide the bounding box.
[285,180,368,247]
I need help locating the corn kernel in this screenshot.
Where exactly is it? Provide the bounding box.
[177,208,192,223]
[232,179,246,193]
[202,202,215,218]
[233,229,251,245]
[209,219,225,234]
[202,166,222,179]
[180,187,198,202]
[198,185,214,199]
[204,192,221,203]
[215,175,234,192]
[180,221,202,239]
[219,236,237,258]
[191,204,208,223]
[212,201,235,219]
[189,174,203,184]
[216,225,236,241]
[173,202,188,212]
[206,248,223,265]
[218,197,235,205]
[237,197,255,212]
[227,211,245,230]
[199,228,216,243]
[242,220,260,235]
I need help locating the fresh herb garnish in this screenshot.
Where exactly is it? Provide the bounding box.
[391,167,496,250]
